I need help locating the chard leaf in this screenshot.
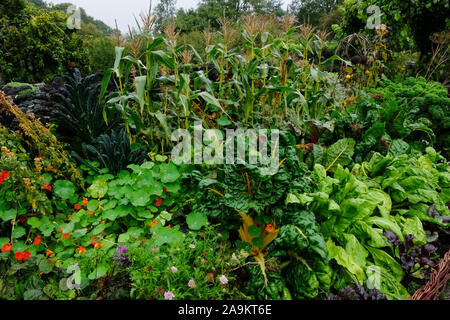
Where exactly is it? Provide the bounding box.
[327,239,364,283]
[323,138,355,172]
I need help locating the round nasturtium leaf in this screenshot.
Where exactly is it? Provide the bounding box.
[87,200,99,212]
[12,226,26,239]
[38,257,54,274]
[186,211,208,230]
[159,162,180,184]
[54,180,76,200]
[87,177,108,198]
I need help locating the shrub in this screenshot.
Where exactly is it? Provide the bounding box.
[0,2,89,83]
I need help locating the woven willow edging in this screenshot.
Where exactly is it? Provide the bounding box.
[409,249,450,300]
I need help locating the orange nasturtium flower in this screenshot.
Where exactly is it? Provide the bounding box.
[62,233,71,239]
[168,224,172,229]
[94,241,102,249]
[74,204,81,210]
[33,235,42,245]
[82,197,88,207]
[49,258,54,262]
[1,242,12,252]
[90,236,98,245]
[88,211,94,216]
[265,224,275,233]
[76,246,86,254]
[46,249,54,257]
[98,204,103,211]
[150,220,158,228]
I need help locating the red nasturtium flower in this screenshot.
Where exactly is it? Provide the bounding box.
[33,235,42,245]
[18,215,26,223]
[1,242,12,252]
[74,204,81,210]
[163,187,167,194]
[15,250,31,261]
[49,258,54,262]
[62,233,71,239]
[46,249,54,257]
[0,171,10,184]
[42,182,52,191]
[150,220,157,228]
[265,224,275,233]
[15,251,23,260]
[156,197,163,207]
[76,246,86,254]
[23,250,31,260]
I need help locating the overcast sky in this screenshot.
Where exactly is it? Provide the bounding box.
[47,0,293,33]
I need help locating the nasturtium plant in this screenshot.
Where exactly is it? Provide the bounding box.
[186,211,208,230]
[54,180,76,200]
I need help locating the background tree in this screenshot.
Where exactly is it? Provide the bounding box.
[26,0,47,9]
[289,0,342,27]
[175,0,284,32]
[50,2,114,35]
[0,0,89,83]
[154,0,177,33]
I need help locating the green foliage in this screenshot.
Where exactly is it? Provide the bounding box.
[289,0,342,27]
[77,129,148,176]
[0,155,189,300]
[128,225,240,300]
[0,2,89,83]
[173,0,284,33]
[2,2,449,301]
[183,131,313,229]
[370,77,450,156]
[336,0,450,55]
[53,74,116,146]
[286,147,449,299]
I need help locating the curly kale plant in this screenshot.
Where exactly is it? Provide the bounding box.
[371,77,450,155]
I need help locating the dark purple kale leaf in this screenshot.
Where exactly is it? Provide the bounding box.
[325,283,387,300]
[383,231,438,273]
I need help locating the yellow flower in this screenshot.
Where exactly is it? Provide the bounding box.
[345,74,352,79]
[365,70,371,75]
